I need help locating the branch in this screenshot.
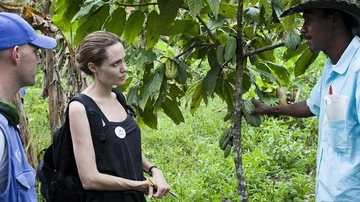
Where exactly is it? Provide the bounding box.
[114,1,157,7]
[196,16,220,45]
[174,43,213,59]
[244,42,285,58]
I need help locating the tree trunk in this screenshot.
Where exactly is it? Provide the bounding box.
[233,0,248,201]
[277,86,287,105]
[13,93,37,168]
[42,50,66,132]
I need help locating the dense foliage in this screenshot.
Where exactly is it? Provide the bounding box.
[48,0,318,128]
[2,0,328,200]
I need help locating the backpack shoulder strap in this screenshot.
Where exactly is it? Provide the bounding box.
[71,93,110,124]
[112,89,136,117]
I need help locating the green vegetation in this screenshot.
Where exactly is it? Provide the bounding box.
[22,47,325,202]
[24,90,317,201]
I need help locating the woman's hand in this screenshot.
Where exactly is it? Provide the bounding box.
[149,169,170,199]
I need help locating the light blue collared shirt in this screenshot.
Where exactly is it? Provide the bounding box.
[307,36,360,201]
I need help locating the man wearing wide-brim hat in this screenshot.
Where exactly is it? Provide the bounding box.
[252,0,360,201]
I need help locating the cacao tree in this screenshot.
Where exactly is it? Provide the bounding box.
[2,0,319,200]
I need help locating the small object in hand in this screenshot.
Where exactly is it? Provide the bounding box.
[146,178,178,199]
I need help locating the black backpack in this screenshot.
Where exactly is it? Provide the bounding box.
[37,90,135,202]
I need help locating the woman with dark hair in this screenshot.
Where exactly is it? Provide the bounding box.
[69,31,170,201]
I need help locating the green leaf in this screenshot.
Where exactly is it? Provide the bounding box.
[265,61,290,84]
[161,97,184,124]
[104,7,126,37]
[259,0,271,18]
[253,37,275,61]
[216,45,225,65]
[71,0,104,23]
[135,50,157,69]
[218,3,237,18]
[283,43,307,61]
[52,0,83,31]
[174,59,189,84]
[142,104,158,129]
[242,71,251,93]
[203,49,222,103]
[244,6,260,21]
[186,0,203,17]
[74,4,110,44]
[254,63,280,85]
[224,37,236,62]
[161,20,199,36]
[139,65,165,110]
[294,49,319,77]
[123,10,145,45]
[127,84,139,107]
[168,83,183,100]
[189,46,209,60]
[206,0,220,18]
[186,80,203,114]
[158,0,181,32]
[145,10,161,49]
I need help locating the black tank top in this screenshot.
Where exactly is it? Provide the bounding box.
[81,91,145,202]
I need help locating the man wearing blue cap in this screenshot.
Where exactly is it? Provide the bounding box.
[0,12,56,201]
[251,0,360,201]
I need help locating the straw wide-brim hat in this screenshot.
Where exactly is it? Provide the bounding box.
[280,0,360,34]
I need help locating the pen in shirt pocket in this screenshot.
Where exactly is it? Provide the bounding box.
[329,85,333,95]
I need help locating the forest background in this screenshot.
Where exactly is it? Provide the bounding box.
[1,0,326,201]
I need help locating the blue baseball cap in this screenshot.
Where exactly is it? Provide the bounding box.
[0,12,57,50]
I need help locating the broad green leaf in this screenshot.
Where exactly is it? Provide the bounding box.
[259,0,271,18]
[52,0,83,31]
[218,3,237,19]
[135,50,157,69]
[138,65,165,110]
[244,6,260,21]
[174,59,189,84]
[253,37,275,61]
[189,46,209,60]
[142,103,158,129]
[186,80,203,114]
[242,71,251,93]
[104,7,126,37]
[123,10,145,45]
[145,10,161,49]
[224,37,236,62]
[255,63,280,85]
[186,0,203,17]
[117,76,133,92]
[283,43,307,61]
[202,49,222,103]
[74,4,110,44]
[206,0,220,18]
[216,45,225,65]
[161,97,184,124]
[161,20,199,36]
[169,83,183,101]
[127,84,139,107]
[158,0,181,32]
[71,0,104,23]
[294,49,319,77]
[273,0,285,18]
[215,80,234,121]
[265,61,290,84]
